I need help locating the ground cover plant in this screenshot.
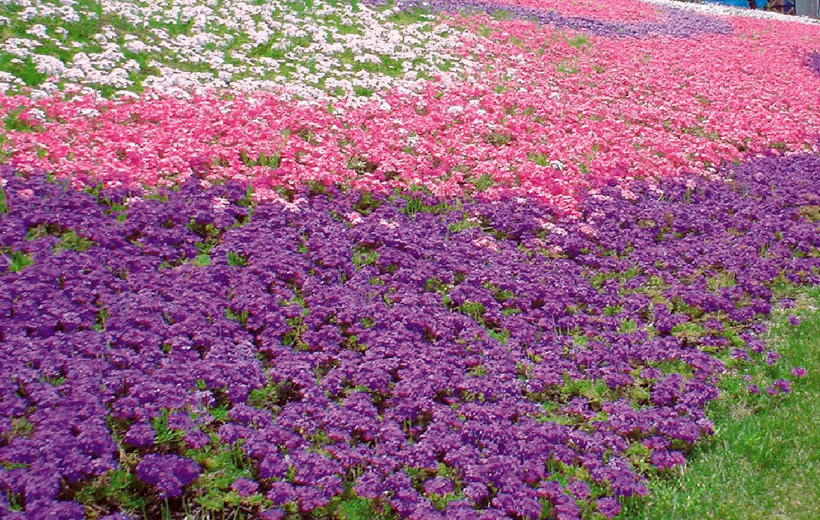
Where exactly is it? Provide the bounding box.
[1,153,818,519]
[0,0,818,519]
[622,285,820,520]
[1,0,820,213]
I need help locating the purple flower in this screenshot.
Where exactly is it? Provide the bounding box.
[259,509,285,520]
[463,482,489,503]
[124,423,154,448]
[766,350,782,365]
[807,51,820,77]
[218,423,251,444]
[650,450,686,469]
[596,497,622,519]
[567,480,590,499]
[266,481,295,506]
[423,477,454,496]
[230,478,258,497]
[354,471,384,499]
[788,315,801,326]
[791,367,808,378]
[747,384,761,394]
[184,430,210,449]
[3,151,820,517]
[135,454,200,498]
[773,379,791,394]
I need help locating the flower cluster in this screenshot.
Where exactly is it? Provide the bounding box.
[136,454,201,498]
[2,0,818,214]
[1,1,819,519]
[0,0,474,101]
[373,0,733,38]
[0,150,816,518]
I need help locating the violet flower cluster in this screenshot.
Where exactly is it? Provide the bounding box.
[0,152,817,519]
[368,0,733,38]
[807,51,820,77]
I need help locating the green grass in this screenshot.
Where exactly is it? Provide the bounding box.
[621,285,820,520]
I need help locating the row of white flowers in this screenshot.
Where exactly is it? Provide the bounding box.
[0,0,479,104]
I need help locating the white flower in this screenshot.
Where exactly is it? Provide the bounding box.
[212,196,230,211]
[29,24,49,39]
[124,39,149,53]
[549,160,566,171]
[26,108,46,121]
[379,218,399,230]
[33,54,66,76]
[77,108,100,118]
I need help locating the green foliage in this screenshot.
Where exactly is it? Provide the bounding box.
[470,173,496,192]
[2,417,33,440]
[5,250,33,272]
[227,251,249,266]
[164,16,195,37]
[622,285,820,520]
[193,253,211,266]
[225,307,249,327]
[55,230,96,252]
[0,53,47,87]
[487,328,510,345]
[239,149,281,168]
[352,246,380,269]
[210,404,230,422]
[618,318,638,334]
[336,495,382,520]
[483,132,514,147]
[353,85,374,97]
[152,410,185,446]
[3,106,43,132]
[457,300,485,322]
[187,442,261,514]
[93,307,108,331]
[567,35,590,49]
[671,321,706,343]
[529,152,551,166]
[248,381,282,410]
[448,216,478,234]
[75,468,146,514]
[386,7,433,27]
[352,191,382,215]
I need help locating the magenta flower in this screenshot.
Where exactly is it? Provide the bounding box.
[791,367,808,378]
[773,379,791,394]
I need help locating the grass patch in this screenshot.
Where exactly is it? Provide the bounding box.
[621,285,820,520]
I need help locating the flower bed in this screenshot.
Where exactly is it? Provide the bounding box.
[373,0,732,37]
[2,1,819,214]
[0,152,817,519]
[1,1,819,519]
